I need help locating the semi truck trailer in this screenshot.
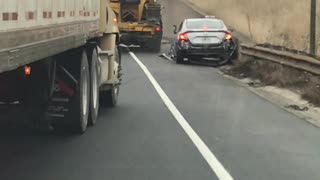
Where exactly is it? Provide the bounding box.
[0,0,121,134]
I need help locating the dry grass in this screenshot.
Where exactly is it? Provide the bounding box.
[223,57,320,106]
[187,0,315,55]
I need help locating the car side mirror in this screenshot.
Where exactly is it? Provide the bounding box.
[173,25,177,34]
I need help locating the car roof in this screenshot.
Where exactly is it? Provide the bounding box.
[183,18,227,30]
[185,18,223,23]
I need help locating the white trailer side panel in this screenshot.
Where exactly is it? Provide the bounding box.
[0,0,102,73]
[0,0,100,31]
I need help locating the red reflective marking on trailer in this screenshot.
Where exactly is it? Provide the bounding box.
[12,13,18,20]
[83,11,90,16]
[27,12,34,20]
[43,11,52,18]
[3,12,18,21]
[58,11,65,17]
[56,80,75,97]
[2,13,9,21]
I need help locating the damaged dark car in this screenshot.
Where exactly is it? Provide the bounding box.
[170,16,237,65]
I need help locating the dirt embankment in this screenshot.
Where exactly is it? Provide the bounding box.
[222,58,320,107]
[186,0,320,56]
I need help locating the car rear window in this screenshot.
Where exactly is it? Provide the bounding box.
[186,19,224,29]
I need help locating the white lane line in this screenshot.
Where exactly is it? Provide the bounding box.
[129,51,234,180]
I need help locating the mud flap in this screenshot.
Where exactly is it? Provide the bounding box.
[47,65,78,127]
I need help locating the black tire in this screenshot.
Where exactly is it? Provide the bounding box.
[88,48,99,126]
[217,53,232,66]
[70,50,90,133]
[48,49,90,134]
[175,51,184,64]
[100,86,119,107]
[100,48,120,107]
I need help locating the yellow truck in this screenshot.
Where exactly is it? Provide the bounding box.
[110,0,163,52]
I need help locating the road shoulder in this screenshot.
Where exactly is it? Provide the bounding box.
[218,70,320,127]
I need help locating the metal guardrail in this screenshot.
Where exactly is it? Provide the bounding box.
[240,44,320,75]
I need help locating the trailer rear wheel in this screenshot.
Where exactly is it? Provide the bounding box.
[100,86,119,107]
[50,49,90,134]
[71,51,90,133]
[88,48,99,126]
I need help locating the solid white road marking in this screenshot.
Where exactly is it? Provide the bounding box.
[129,51,234,180]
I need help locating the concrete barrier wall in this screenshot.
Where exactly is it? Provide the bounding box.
[186,0,320,56]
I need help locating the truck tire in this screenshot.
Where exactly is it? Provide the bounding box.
[71,50,90,133]
[100,86,119,107]
[100,48,120,107]
[88,47,99,126]
[50,49,90,134]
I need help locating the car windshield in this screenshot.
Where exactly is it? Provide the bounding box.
[186,19,224,29]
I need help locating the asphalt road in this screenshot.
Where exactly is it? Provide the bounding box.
[1,0,320,180]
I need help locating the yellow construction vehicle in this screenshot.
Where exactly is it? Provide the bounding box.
[110,0,163,52]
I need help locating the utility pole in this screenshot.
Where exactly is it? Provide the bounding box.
[310,0,317,55]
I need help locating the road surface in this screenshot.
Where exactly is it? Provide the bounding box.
[1,0,320,180]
